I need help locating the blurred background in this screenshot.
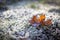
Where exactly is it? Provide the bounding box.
[0,0,60,11]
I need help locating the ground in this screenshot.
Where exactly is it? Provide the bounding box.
[0,1,60,40]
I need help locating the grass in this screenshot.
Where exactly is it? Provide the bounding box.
[30,4,36,9]
[38,0,45,3]
[30,3,40,9]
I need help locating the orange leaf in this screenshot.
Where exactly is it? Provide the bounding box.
[45,19,52,26]
[37,14,45,23]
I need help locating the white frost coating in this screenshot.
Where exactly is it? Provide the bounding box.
[0,1,60,40]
